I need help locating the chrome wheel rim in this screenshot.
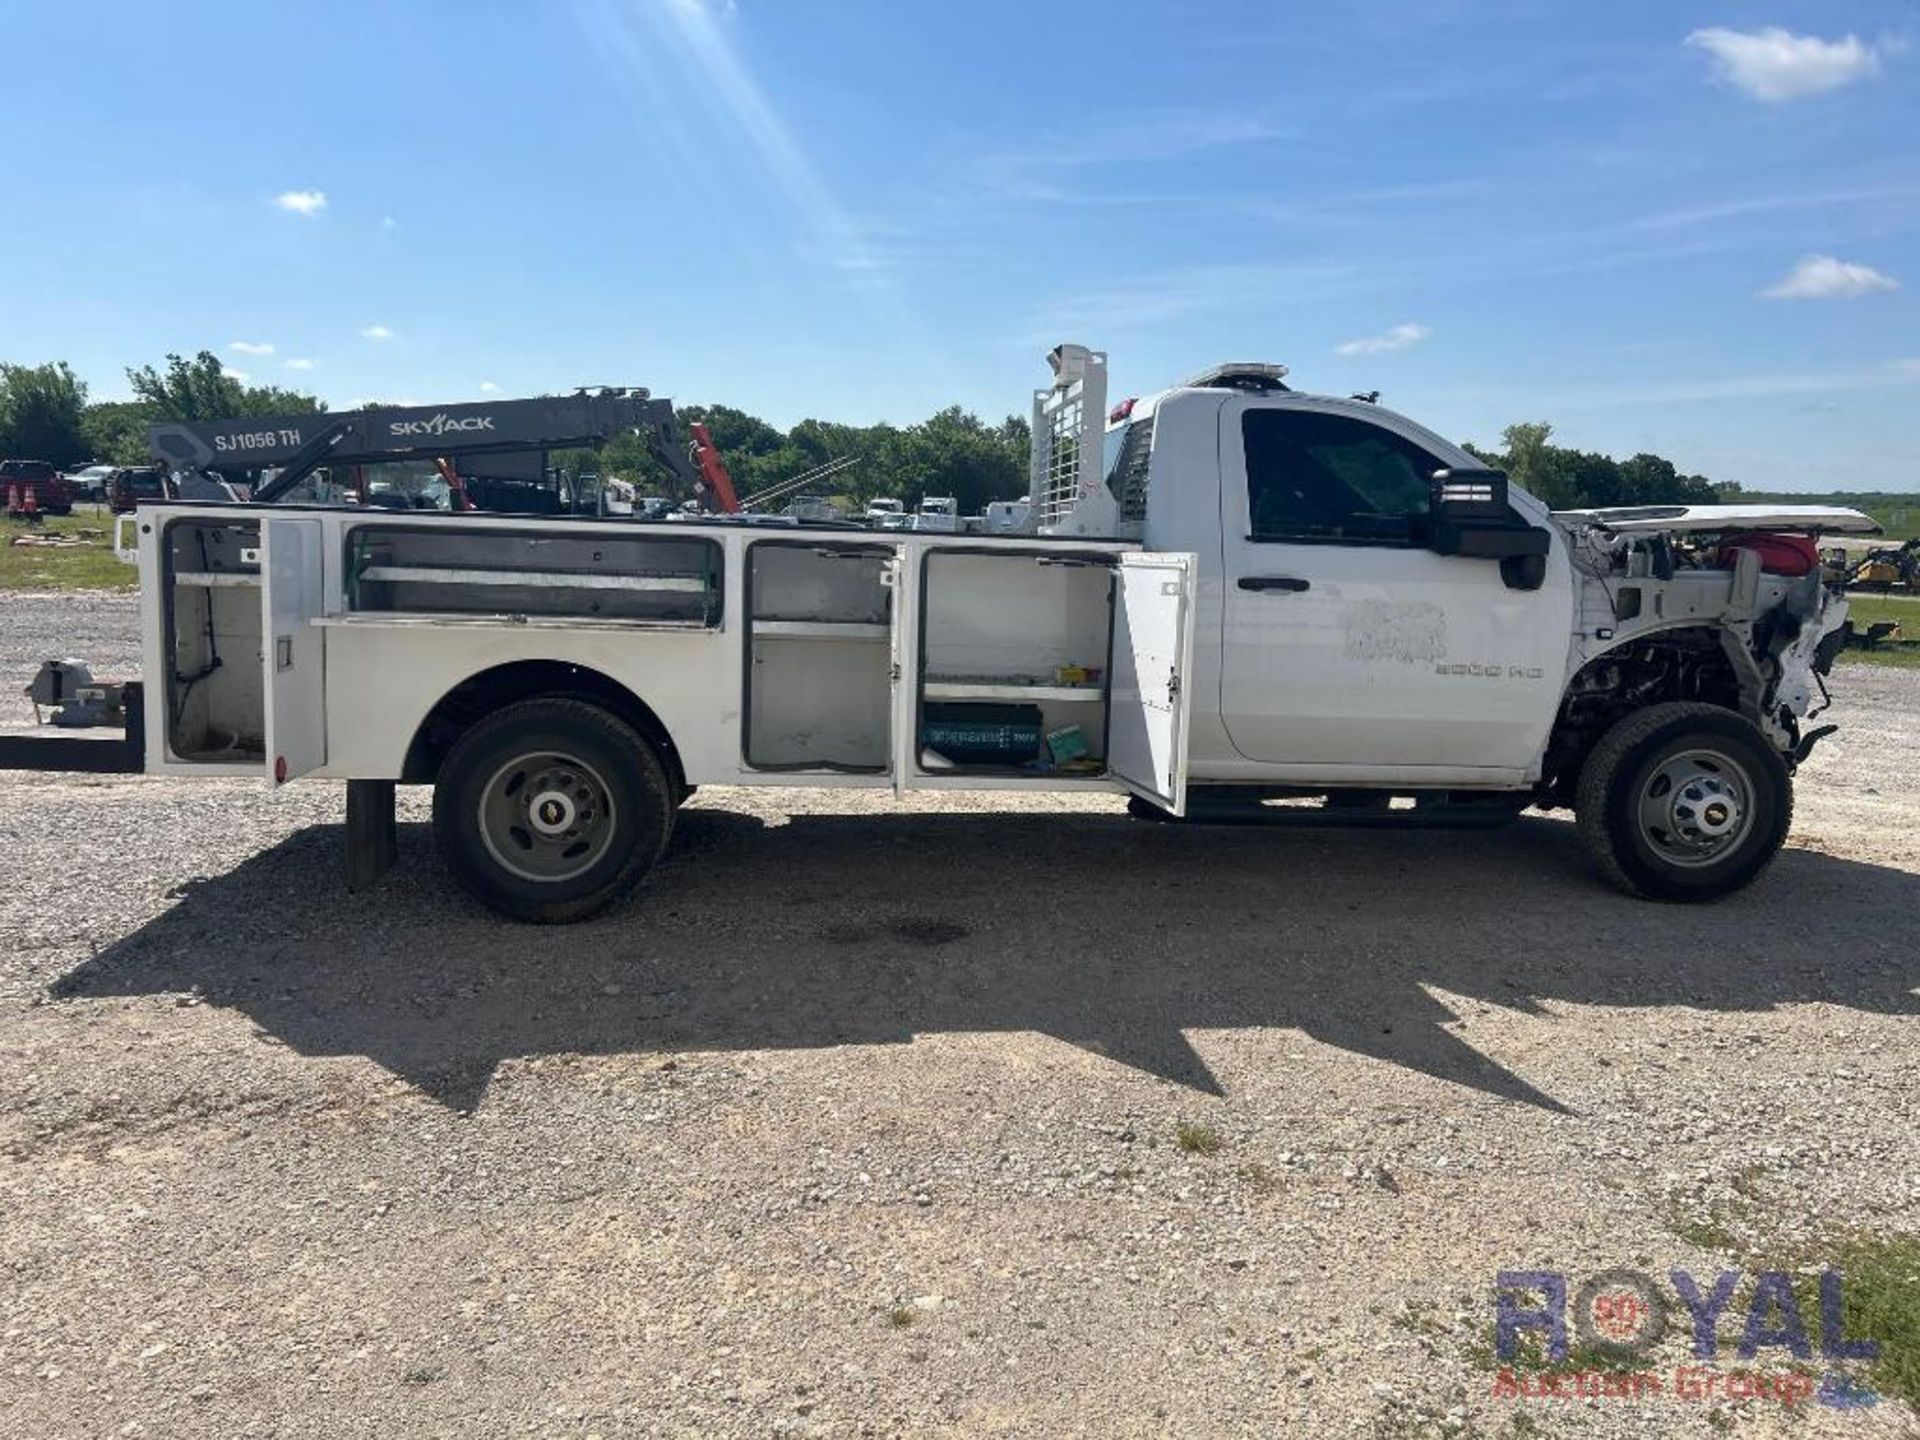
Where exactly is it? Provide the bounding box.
[1635,747,1754,868]
[477,750,617,883]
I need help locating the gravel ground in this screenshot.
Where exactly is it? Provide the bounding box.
[1,592,1917,1439]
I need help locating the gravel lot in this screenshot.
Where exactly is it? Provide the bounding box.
[2,592,1916,1438]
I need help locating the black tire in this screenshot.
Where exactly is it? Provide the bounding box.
[1575,702,1792,901]
[1126,794,1175,822]
[432,697,673,923]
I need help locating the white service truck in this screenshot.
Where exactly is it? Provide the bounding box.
[5,344,1874,921]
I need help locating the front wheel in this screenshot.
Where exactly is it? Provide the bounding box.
[432,697,673,923]
[1575,702,1792,901]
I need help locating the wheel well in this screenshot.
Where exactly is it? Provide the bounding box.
[401,660,687,797]
[1540,627,1741,807]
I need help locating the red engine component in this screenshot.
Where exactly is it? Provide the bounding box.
[1715,531,1819,577]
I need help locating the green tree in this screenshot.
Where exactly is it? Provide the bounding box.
[78,400,159,465]
[126,350,323,423]
[1496,421,1568,505]
[0,361,89,466]
[1468,423,1726,510]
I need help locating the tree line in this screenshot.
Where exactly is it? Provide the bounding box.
[4,349,1749,511]
[1464,421,1731,509]
[0,352,323,473]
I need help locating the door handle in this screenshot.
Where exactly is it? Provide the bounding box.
[1238,575,1310,592]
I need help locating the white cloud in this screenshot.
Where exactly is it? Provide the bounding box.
[1335,322,1432,356]
[229,340,275,357]
[284,358,317,371]
[1686,27,1882,102]
[478,381,501,394]
[273,189,328,216]
[360,324,395,341]
[380,215,398,230]
[1762,255,1900,300]
[222,368,250,383]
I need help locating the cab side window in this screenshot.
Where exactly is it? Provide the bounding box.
[1243,409,1445,546]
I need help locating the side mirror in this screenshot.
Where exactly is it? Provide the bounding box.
[1430,466,1511,520]
[1428,468,1551,590]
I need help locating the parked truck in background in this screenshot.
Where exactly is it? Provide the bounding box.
[0,459,75,515]
[0,344,1874,922]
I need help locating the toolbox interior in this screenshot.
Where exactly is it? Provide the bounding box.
[916,549,1114,777]
[164,518,266,764]
[344,525,721,625]
[744,541,894,771]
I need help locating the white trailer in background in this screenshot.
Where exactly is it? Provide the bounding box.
[1,344,1877,921]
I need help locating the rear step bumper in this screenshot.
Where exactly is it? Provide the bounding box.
[0,682,146,775]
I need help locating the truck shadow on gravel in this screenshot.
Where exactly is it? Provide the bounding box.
[55,807,1920,1112]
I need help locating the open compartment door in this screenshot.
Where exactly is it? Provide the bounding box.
[1109,552,1196,815]
[260,517,327,785]
[886,551,916,795]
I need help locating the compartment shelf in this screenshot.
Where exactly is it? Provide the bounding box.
[754,620,889,641]
[923,678,1104,703]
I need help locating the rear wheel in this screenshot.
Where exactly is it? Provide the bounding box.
[432,697,673,922]
[1575,702,1791,901]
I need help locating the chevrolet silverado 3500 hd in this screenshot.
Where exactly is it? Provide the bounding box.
[1,345,1875,921]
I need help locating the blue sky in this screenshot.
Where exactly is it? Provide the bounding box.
[4,1,1916,490]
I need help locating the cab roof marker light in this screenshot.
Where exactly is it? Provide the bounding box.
[1182,362,1290,392]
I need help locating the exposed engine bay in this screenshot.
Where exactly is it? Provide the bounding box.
[1540,509,1867,802]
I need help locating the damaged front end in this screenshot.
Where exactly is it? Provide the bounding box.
[1542,504,1877,800]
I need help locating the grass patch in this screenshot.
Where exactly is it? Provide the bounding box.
[1464,1326,1651,1378]
[0,512,135,592]
[1831,1232,1920,1410]
[1835,592,1920,668]
[886,1306,918,1329]
[1658,1185,1919,1410]
[1174,1122,1224,1156]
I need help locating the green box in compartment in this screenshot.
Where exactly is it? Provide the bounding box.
[1045,725,1090,765]
[921,702,1043,766]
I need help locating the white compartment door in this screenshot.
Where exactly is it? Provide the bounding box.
[260,517,327,785]
[1109,552,1197,815]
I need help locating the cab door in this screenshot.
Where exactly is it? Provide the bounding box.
[1217,398,1569,776]
[260,516,327,785]
[1109,552,1197,814]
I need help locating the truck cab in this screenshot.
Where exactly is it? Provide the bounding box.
[1100,372,1571,789]
[913,496,960,533]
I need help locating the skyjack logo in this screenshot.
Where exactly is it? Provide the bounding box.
[388,414,496,438]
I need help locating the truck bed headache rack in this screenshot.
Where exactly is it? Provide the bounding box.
[1030,344,1110,535]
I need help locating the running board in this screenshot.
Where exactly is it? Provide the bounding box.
[1139,788,1526,829]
